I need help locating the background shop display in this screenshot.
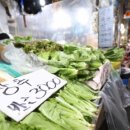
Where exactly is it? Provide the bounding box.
[0,38,104,130]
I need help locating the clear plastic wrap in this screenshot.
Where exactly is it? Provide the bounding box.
[0,3,9,33]
[11,0,98,46]
[1,44,45,74]
[110,70,130,108]
[101,70,130,130]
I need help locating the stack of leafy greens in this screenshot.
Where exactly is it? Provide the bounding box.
[3,36,33,45]
[14,40,106,82]
[0,81,99,130]
[104,47,125,62]
[0,37,104,130]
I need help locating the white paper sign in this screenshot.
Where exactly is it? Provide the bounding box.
[99,6,114,48]
[0,69,67,122]
[87,61,111,90]
[94,61,111,87]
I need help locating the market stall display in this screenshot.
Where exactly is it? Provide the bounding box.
[13,39,106,81]
[0,37,105,130]
[0,36,130,130]
[0,0,129,129]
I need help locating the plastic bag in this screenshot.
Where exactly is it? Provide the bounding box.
[101,71,130,130]
[110,70,130,108]
[1,43,46,74]
[0,61,21,77]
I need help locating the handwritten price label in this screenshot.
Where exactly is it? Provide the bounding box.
[0,69,67,122]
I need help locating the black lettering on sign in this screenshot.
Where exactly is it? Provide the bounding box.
[3,87,19,95]
[21,97,37,105]
[46,78,61,89]
[29,78,61,99]
[0,84,9,89]
[7,101,30,112]
[0,84,19,95]
[13,79,32,86]
[29,85,47,99]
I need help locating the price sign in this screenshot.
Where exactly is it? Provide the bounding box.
[94,61,111,89]
[0,69,67,122]
[86,61,111,90]
[98,61,111,86]
[99,6,114,48]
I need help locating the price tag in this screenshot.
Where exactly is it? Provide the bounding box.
[100,62,111,84]
[0,69,67,122]
[86,61,111,90]
[94,61,111,89]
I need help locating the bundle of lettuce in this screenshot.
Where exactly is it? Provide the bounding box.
[0,37,103,130]
[0,80,99,130]
[104,47,125,62]
[13,39,106,82]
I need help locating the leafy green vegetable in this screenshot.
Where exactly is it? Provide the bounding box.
[45,65,60,74]
[12,38,106,81]
[69,62,87,70]
[0,121,37,130]
[3,36,33,45]
[104,47,125,61]
[0,112,6,122]
[58,89,97,118]
[63,44,79,54]
[64,81,99,97]
[89,60,102,68]
[14,36,33,43]
[39,99,94,130]
[1,36,103,130]
[38,51,51,61]
[21,112,66,130]
[23,40,63,53]
[58,68,78,78]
